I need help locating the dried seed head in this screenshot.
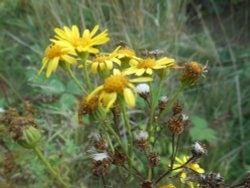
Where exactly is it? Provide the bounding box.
[159,96,169,111]
[94,138,108,151]
[167,115,184,135]
[140,180,154,188]
[0,107,19,125]
[136,83,150,100]
[191,141,207,158]
[172,102,183,115]
[147,152,160,167]
[92,152,110,161]
[92,160,111,176]
[181,61,208,83]
[112,150,126,166]
[135,131,149,149]
[203,172,224,188]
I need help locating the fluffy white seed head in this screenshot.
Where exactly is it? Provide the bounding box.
[160,96,169,103]
[136,131,149,140]
[92,152,109,161]
[136,83,150,94]
[182,114,189,121]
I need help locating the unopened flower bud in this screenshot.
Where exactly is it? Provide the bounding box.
[21,126,42,149]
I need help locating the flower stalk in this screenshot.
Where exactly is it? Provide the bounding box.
[33,147,70,188]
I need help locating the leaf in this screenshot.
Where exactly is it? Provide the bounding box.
[59,93,77,110]
[66,80,82,95]
[43,79,65,95]
[190,116,216,142]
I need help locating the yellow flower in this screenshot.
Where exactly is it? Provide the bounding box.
[51,25,109,54]
[117,47,137,60]
[39,44,77,78]
[160,184,176,188]
[86,47,121,74]
[87,69,152,109]
[173,156,204,188]
[125,57,175,76]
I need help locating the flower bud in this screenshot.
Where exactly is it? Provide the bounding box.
[20,126,42,149]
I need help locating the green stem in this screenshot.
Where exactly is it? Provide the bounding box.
[120,100,133,179]
[33,147,70,188]
[82,64,92,91]
[66,67,88,95]
[158,82,189,121]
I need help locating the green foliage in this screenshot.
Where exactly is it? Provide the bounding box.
[190,116,216,142]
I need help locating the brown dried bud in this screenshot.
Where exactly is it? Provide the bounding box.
[181,61,207,83]
[147,152,160,167]
[135,131,149,150]
[78,95,99,116]
[94,138,108,151]
[172,102,183,115]
[140,180,154,188]
[158,96,169,111]
[92,159,111,176]
[203,173,224,188]
[0,108,19,125]
[167,115,184,135]
[112,150,126,166]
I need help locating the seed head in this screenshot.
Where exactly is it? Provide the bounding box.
[167,115,184,135]
[191,141,207,158]
[147,152,160,167]
[140,180,154,188]
[136,83,150,100]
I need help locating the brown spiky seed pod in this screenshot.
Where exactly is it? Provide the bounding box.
[204,172,224,188]
[140,180,154,188]
[113,150,126,166]
[148,152,160,167]
[167,115,184,135]
[94,138,108,151]
[172,102,183,115]
[92,159,111,176]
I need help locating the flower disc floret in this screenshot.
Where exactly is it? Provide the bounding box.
[136,58,156,69]
[104,75,129,93]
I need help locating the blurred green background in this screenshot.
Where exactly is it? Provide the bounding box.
[0,0,249,187]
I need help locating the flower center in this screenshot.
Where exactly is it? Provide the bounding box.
[104,75,129,93]
[118,49,135,57]
[137,58,156,69]
[95,56,108,63]
[45,45,66,59]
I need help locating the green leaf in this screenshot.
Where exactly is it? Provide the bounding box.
[190,116,216,142]
[44,79,65,95]
[66,80,82,95]
[59,93,77,110]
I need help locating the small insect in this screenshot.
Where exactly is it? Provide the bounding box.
[116,40,127,47]
[148,49,164,56]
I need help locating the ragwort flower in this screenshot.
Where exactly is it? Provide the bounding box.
[38,44,77,78]
[87,69,152,109]
[125,57,175,76]
[86,47,121,74]
[173,156,204,188]
[51,25,109,54]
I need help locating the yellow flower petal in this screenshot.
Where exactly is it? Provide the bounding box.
[91,63,99,73]
[123,88,135,107]
[130,77,152,83]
